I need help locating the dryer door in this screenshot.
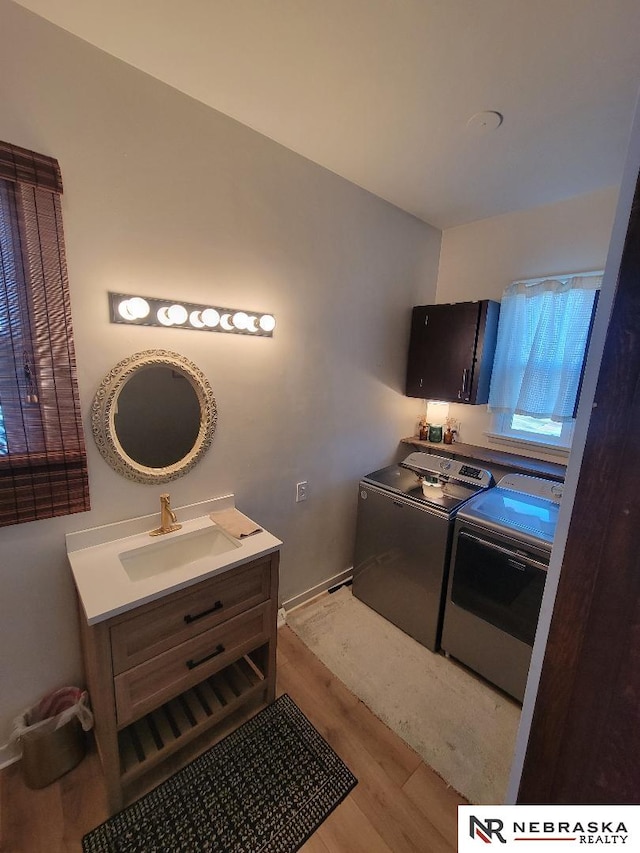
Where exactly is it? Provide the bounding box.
[450,530,548,646]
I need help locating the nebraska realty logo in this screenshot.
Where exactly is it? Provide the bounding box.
[469,815,507,843]
[458,806,639,851]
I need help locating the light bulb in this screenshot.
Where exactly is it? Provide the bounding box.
[246,316,259,332]
[157,306,173,326]
[232,311,249,330]
[167,304,188,325]
[117,299,136,321]
[189,310,205,328]
[220,313,234,331]
[259,314,276,333]
[117,297,150,321]
[201,308,220,328]
[128,297,150,319]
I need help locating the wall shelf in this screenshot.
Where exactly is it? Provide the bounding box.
[400,437,566,482]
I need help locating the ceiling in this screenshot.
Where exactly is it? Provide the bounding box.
[12,0,640,229]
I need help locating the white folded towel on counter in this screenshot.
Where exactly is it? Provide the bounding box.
[209,508,262,538]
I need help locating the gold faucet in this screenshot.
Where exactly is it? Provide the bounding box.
[149,493,182,536]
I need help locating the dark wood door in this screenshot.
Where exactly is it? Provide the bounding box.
[517,171,640,804]
[405,302,481,400]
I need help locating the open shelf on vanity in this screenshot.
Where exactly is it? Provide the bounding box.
[118,652,267,787]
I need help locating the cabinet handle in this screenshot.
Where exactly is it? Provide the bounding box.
[184,600,223,624]
[186,643,225,669]
[459,367,470,399]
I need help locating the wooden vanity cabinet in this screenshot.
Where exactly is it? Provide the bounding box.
[405,300,500,403]
[78,550,279,813]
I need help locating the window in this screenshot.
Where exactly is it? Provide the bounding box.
[492,412,575,449]
[0,140,89,526]
[488,273,601,450]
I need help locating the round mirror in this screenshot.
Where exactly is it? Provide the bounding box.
[91,350,217,483]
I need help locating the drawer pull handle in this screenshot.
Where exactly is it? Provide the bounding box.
[184,600,223,624]
[186,644,225,670]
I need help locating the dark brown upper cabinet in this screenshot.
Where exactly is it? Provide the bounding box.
[405,300,500,403]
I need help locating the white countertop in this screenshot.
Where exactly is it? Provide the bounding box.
[66,495,282,625]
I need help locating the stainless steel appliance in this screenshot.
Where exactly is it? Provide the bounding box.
[441,473,563,702]
[352,452,494,651]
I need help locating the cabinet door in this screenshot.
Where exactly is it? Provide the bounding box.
[405,302,481,401]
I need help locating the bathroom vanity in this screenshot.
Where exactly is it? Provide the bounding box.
[67,497,281,813]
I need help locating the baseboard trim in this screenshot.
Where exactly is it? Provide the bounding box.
[0,740,20,770]
[282,568,353,614]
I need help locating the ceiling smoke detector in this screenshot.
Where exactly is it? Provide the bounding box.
[466,110,504,133]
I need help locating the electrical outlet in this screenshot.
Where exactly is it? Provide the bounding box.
[296,481,308,502]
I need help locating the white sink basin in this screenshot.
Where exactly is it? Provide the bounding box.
[120,525,241,581]
[66,497,282,624]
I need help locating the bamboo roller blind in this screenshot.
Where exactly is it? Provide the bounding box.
[0,140,90,526]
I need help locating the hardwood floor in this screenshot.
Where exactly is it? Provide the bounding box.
[0,626,464,852]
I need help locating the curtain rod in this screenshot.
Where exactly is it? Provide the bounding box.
[516,270,604,287]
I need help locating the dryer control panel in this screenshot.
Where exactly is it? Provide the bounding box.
[498,473,563,503]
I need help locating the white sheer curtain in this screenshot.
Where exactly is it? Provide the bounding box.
[488,274,601,422]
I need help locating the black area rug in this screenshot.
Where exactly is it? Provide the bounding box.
[83,694,357,853]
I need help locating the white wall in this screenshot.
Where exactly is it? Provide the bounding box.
[435,187,619,462]
[0,0,441,753]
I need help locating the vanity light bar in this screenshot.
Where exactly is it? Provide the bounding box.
[108,292,276,337]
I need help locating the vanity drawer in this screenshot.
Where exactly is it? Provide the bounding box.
[110,558,271,675]
[114,601,271,727]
